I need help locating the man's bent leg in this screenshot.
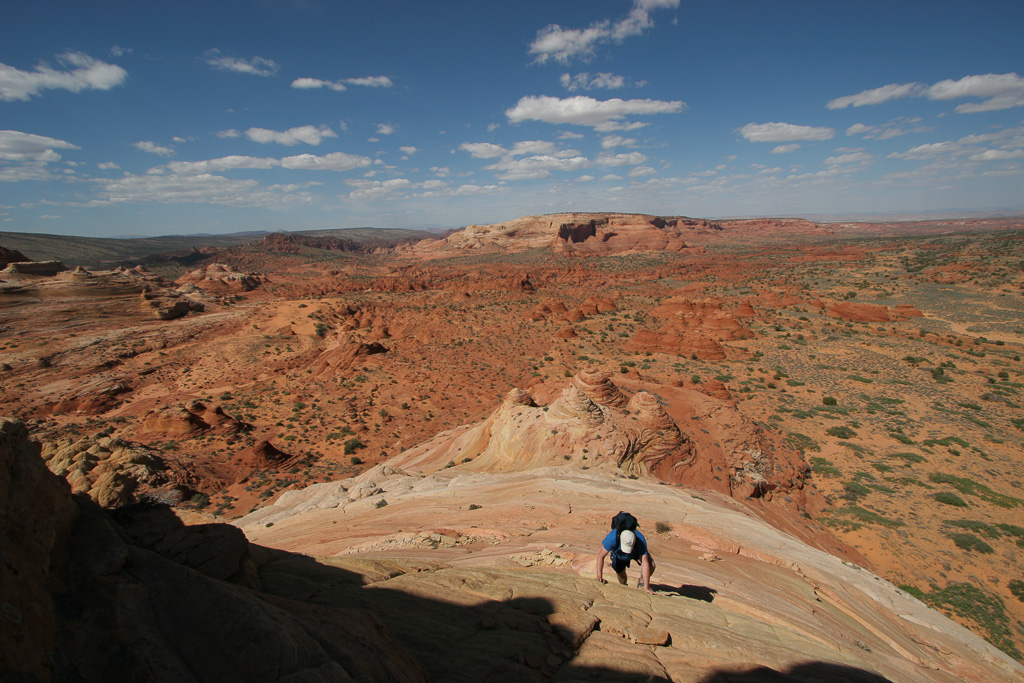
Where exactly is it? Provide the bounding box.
[611,556,629,584]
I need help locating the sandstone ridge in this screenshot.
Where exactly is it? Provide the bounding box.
[237,446,1024,682]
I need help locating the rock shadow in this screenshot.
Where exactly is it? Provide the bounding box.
[697,661,893,682]
[652,583,717,602]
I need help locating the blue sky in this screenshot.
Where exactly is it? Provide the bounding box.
[1,0,1023,237]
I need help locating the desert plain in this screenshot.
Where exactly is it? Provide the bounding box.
[2,212,1024,682]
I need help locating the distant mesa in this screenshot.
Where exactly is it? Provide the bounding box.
[257,232,364,253]
[409,212,720,256]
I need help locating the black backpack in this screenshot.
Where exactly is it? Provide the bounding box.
[610,511,638,551]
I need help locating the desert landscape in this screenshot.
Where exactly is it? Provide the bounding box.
[2,213,1024,681]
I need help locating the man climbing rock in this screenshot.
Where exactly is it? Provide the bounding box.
[596,512,656,595]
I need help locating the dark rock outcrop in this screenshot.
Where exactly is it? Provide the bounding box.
[1,417,428,682]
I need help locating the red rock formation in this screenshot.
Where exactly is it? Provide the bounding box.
[572,368,628,407]
[624,298,754,360]
[139,406,210,437]
[309,341,389,376]
[240,439,295,469]
[175,263,264,292]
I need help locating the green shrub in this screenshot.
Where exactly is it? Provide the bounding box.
[822,396,837,406]
[343,438,365,455]
[655,521,672,534]
[786,432,820,454]
[929,473,1022,508]
[934,492,969,507]
[1010,579,1024,602]
[949,533,994,553]
[842,481,871,502]
[837,505,904,528]
[890,451,926,464]
[914,582,1021,660]
[810,457,841,476]
[946,520,1000,537]
[826,426,857,439]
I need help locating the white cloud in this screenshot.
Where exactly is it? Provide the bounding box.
[506,95,684,131]
[528,0,679,64]
[292,77,346,91]
[399,146,418,155]
[771,144,801,154]
[628,166,656,177]
[376,124,395,135]
[509,140,561,156]
[928,73,1024,113]
[216,129,241,139]
[827,82,923,109]
[0,52,127,101]
[110,46,131,57]
[347,178,413,200]
[133,141,175,156]
[0,130,80,162]
[460,142,508,159]
[161,155,278,174]
[968,149,1024,161]
[0,165,56,182]
[529,24,610,64]
[823,152,872,165]
[601,135,636,148]
[291,75,393,91]
[829,73,1024,114]
[596,151,647,166]
[204,49,279,77]
[421,183,505,198]
[561,72,627,91]
[344,76,393,87]
[430,166,451,177]
[244,125,337,146]
[279,151,372,172]
[485,154,590,181]
[96,173,308,206]
[888,141,965,160]
[97,161,120,170]
[558,130,585,140]
[845,117,930,140]
[739,122,834,143]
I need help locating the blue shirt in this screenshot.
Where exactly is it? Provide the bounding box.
[602,529,648,562]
